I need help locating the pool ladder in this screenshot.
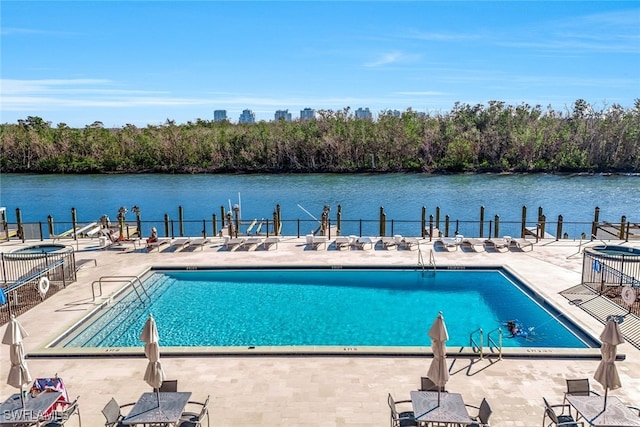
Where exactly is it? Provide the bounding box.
[91,275,150,305]
[469,327,503,360]
[417,247,436,276]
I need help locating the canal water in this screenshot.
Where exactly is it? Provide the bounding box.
[1,173,638,238]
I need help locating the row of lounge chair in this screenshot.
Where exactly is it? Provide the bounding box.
[147,237,211,252]
[436,235,534,252]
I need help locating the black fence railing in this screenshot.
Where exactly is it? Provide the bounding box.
[581,248,640,316]
[1,216,636,242]
[1,249,77,325]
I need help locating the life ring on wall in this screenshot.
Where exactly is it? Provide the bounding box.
[621,286,637,307]
[38,277,50,298]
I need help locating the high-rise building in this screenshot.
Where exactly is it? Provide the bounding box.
[355,107,373,120]
[300,108,316,121]
[238,109,255,124]
[274,110,292,122]
[214,110,227,122]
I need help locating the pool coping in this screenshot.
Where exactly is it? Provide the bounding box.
[31,264,609,360]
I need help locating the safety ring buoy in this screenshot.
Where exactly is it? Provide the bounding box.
[622,286,637,306]
[38,277,50,298]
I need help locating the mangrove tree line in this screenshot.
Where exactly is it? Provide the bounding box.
[1,99,639,173]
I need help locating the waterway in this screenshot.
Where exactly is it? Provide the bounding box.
[0,173,638,238]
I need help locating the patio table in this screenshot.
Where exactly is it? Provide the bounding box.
[410,390,474,426]
[0,391,62,425]
[566,395,640,427]
[121,391,191,426]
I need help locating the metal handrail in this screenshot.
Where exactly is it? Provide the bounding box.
[429,249,436,272]
[469,328,484,359]
[486,327,503,360]
[417,244,425,276]
[91,275,149,303]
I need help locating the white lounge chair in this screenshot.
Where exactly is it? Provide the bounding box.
[223,236,245,251]
[334,235,355,250]
[483,238,510,251]
[461,238,485,251]
[261,236,280,250]
[146,238,170,252]
[238,236,264,251]
[510,237,534,251]
[305,234,328,250]
[437,234,464,250]
[352,236,376,250]
[381,236,398,250]
[167,238,191,252]
[190,237,210,251]
[399,236,420,250]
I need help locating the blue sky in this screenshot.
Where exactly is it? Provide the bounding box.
[1,1,639,128]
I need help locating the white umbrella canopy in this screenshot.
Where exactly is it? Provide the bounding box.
[140,314,165,404]
[427,312,449,405]
[594,318,625,409]
[2,315,33,405]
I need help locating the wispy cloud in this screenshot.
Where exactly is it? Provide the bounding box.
[363,51,421,67]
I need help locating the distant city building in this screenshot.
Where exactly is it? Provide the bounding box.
[274,109,292,122]
[238,109,255,124]
[355,107,373,120]
[300,108,316,121]
[214,110,227,122]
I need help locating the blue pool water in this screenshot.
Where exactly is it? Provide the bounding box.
[58,268,596,349]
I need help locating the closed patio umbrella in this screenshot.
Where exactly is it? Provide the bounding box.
[427,312,449,406]
[2,315,32,407]
[140,313,165,406]
[594,317,625,410]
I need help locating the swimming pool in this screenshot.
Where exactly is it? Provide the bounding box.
[51,267,598,352]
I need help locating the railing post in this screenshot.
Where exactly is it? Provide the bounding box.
[337,205,342,236]
[379,207,386,237]
[521,205,527,239]
[435,206,441,230]
[429,215,434,241]
[479,206,485,238]
[591,206,600,240]
[421,206,426,238]
[212,214,217,237]
[47,215,54,238]
[494,215,500,238]
[38,222,43,241]
[539,214,546,240]
[15,208,24,242]
[164,214,170,237]
[178,205,184,237]
[620,215,626,240]
[71,207,77,241]
[444,215,450,237]
[220,206,226,229]
[274,211,279,236]
[202,219,207,238]
[556,215,563,241]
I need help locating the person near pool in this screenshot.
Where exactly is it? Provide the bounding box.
[507,320,521,337]
[146,227,158,248]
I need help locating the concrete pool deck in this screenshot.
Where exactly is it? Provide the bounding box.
[1,236,639,426]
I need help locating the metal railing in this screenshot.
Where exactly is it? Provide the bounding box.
[469,328,484,359]
[91,275,149,304]
[486,327,503,360]
[1,250,77,324]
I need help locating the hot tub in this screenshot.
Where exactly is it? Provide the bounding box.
[10,244,69,255]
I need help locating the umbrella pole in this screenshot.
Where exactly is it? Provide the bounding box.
[603,388,608,410]
[156,388,160,407]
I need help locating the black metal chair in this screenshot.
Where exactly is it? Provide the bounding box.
[179,395,210,427]
[465,397,492,426]
[41,396,81,427]
[543,397,584,427]
[387,393,417,427]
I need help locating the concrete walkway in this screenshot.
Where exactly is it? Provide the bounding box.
[1,236,639,426]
